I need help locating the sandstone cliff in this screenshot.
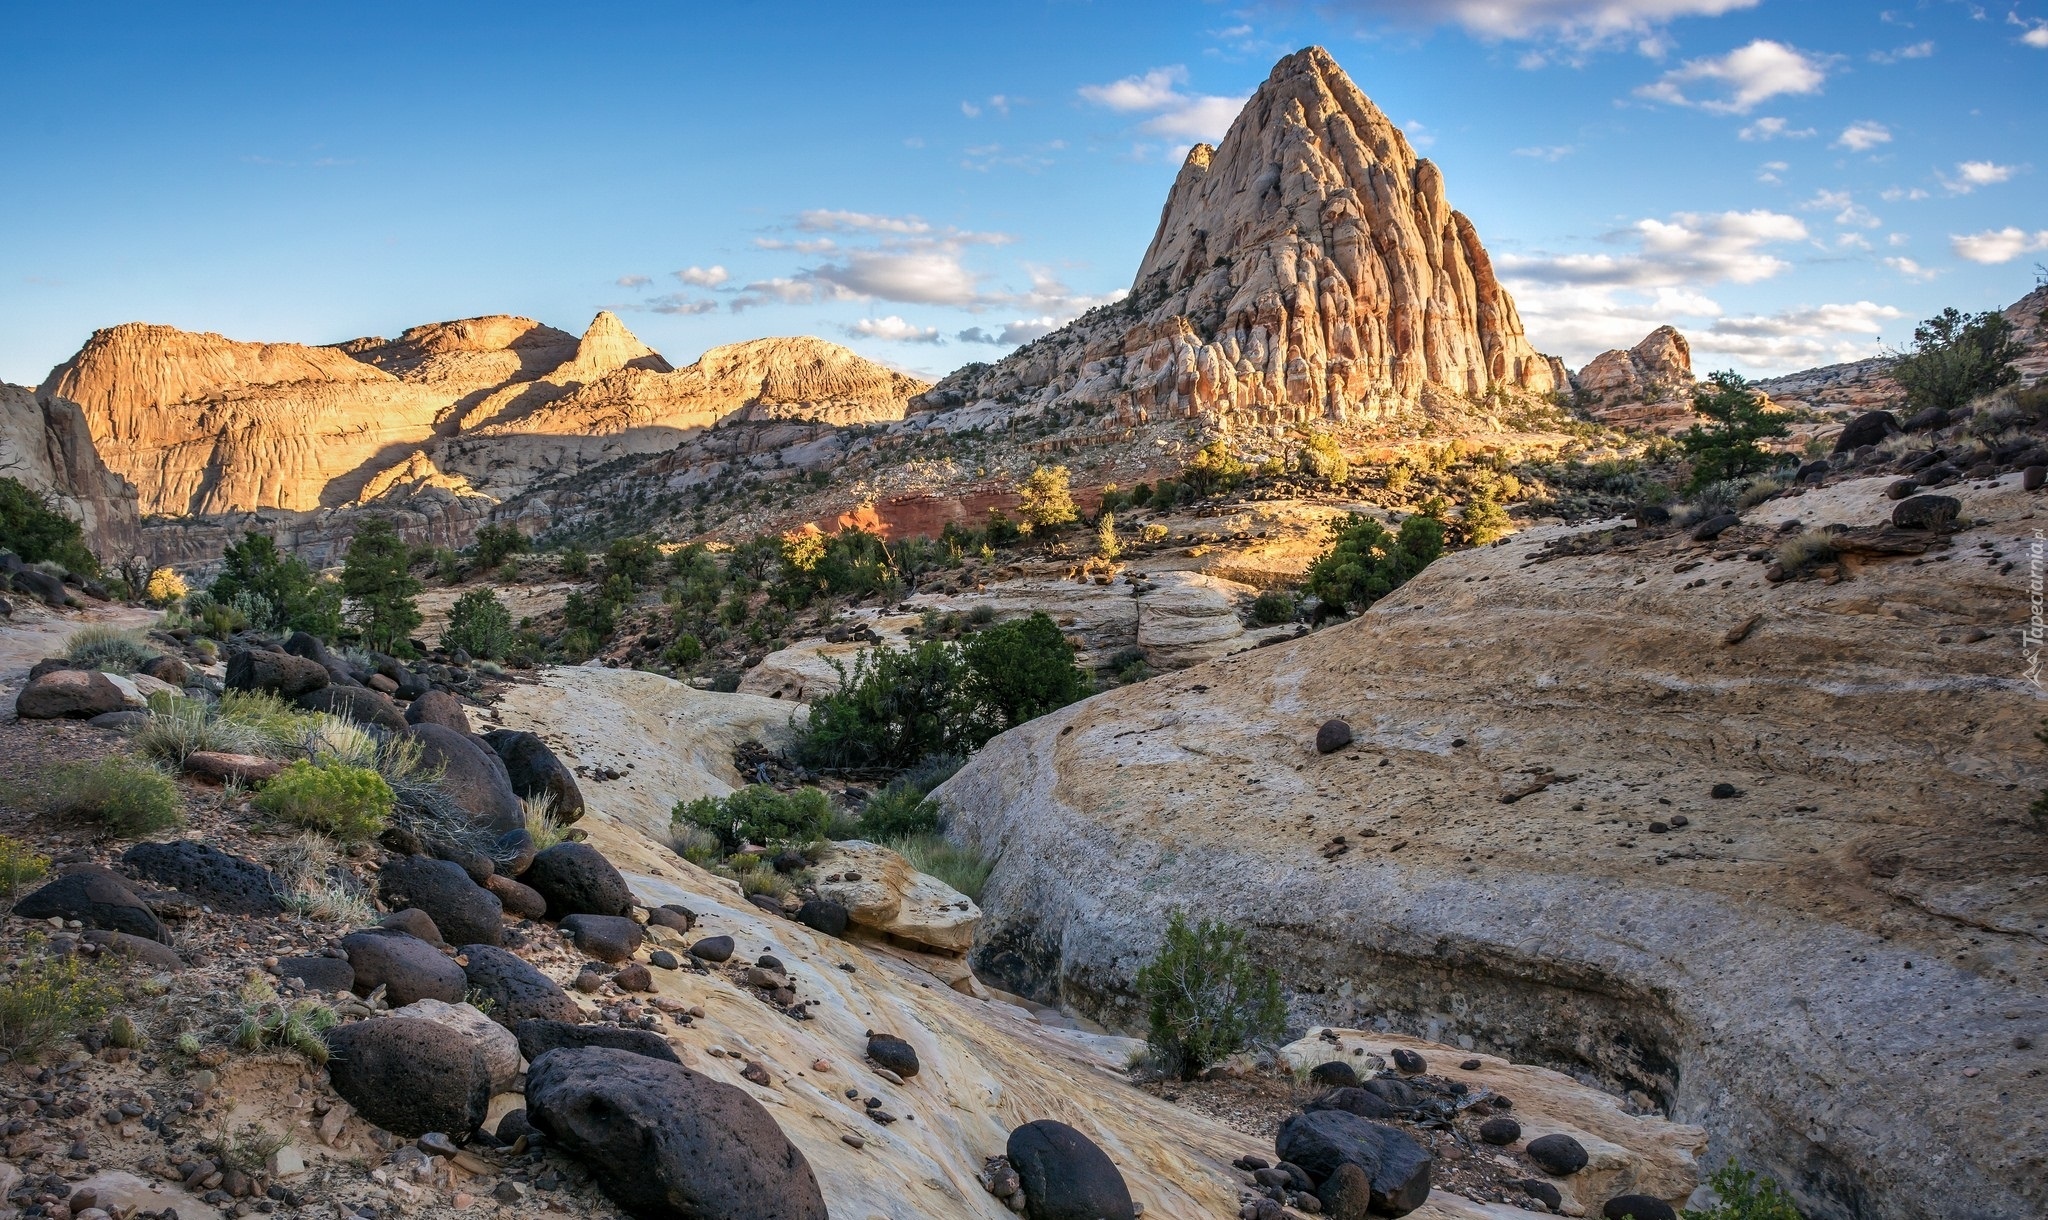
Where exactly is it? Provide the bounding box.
[436,335,927,498]
[915,46,1560,430]
[0,382,138,558]
[939,472,2046,1220]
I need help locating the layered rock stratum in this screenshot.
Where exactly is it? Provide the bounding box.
[915,46,1561,429]
[939,471,2047,1220]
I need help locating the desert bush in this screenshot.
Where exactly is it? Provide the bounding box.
[440,587,513,659]
[1141,523,1170,544]
[795,640,983,770]
[961,611,1089,731]
[1136,910,1287,1081]
[675,785,830,853]
[1460,489,1511,546]
[1774,529,1838,573]
[218,690,324,749]
[255,761,392,841]
[0,477,97,574]
[1095,512,1121,561]
[135,693,273,766]
[1889,306,2023,416]
[1297,431,1349,484]
[64,626,158,675]
[736,864,794,900]
[10,757,183,836]
[1736,475,1790,510]
[143,567,189,607]
[860,784,940,840]
[0,834,51,898]
[1304,512,1445,615]
[1016,466,1078,533]
[1681,1158,1804,1220]
[670,823,725,869]
[470,523,528,570]
[207,532,341,637]
[0,934,117,1060]
[885,833,992,902]
[1251,589,1297,626]
[269,833,375,923]
[663,633,704,667]
[1181,441,1248,498]
[966,604,998,626]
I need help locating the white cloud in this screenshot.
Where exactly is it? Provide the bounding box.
[1403,120,1436,150]
[1078,67,1187,111]
[1832,121,1891,152]
[1079,65,1248,144]
[1882,256,1937,281]
[2013,13,2048,47]
[1636,40,1827,114]
[846,315,942,344]
[808,250,986,307]
[616,274,651,289]
[729,277,829,312]
[1738,116,1814,141]
[1950,227,2048,264]
[1941,160,2016,194]
[1755,159,1788,184]
[1513,144,1577,161]
[1879,185,1930,202]
[1868,40,1934,63]
[1324,0,1760,45]
[674,265,728,287]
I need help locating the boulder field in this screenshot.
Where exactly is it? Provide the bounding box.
[939,471,2047,1220]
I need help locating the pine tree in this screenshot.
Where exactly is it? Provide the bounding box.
[341,518,422,655]
[1679,371,1789,490]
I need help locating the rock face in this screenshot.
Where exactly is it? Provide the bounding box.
[938,474,2047,1220]
[1575,327,1697,432]
[914,46,1558,429]
[811,840,981,954]
[435,334,926,499]
[0,383,138,558]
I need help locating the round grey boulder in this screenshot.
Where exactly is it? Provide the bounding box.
[325,1016,492,1139]
[1006,1119,1136,1220]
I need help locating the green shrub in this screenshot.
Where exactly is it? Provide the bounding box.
[558,546,589,578]
[795,639,983,770]
[440,587,514,659]
[10,757,183,836]
[0,834,51,898]
[216,690,324,750]
[470,523,528,570]
[135,693,273,766]
[1682,1159,1804,1220]
[64,627,158,675]
[860,784,940,840]
[522,792,567,852]
[1250,590,1296,626]
[663,633,704,667]
[1136,910,1287,1081]
[255,761,393,841]
[962,611,1089,731]
[233,975,339,1064]
[0,477,97,574]
[885,833,992,902]
[671,823,725,869]
[1297,431,1348,484]
[674,785,830,854]
[1461,489,1511,546]
[207,532,342,637]
[269,833,376,924]
[341,518,422,655]
[1304,512,1445,615]
[1889,306,2023,416]
[0,934,117,1060]
[966,603,998,627]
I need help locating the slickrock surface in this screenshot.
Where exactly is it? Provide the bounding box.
[941,471,2048,1220]
[916,46,1560,429]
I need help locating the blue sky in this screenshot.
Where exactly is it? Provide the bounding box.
[3,0,2044,386]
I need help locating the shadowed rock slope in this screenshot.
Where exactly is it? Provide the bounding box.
[939,470,2046,1220]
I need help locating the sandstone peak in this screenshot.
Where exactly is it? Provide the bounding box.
[917,45,1558,428]
[566,310,672,377]
[1575,325,1697,432]
[336,315,579,373]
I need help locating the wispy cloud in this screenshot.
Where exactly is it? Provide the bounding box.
[1882,256,1937,281]
[1868,40,1935,64]
[616,274,651,289]
[1320,0,1761,52]
[1512,144,1577,161]
[1738,116,1815,141]
[1940,160,2016,194]
[846,315,942,344]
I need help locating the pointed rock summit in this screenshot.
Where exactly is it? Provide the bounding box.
[563,311,672,378]
[918,46,1560,426]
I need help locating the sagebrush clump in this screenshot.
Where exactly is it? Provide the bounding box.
[0,934,117,1060]
[11,756,183,836]
[64,626,157,675]
[256,761,393,841]
[0,834,51,897]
